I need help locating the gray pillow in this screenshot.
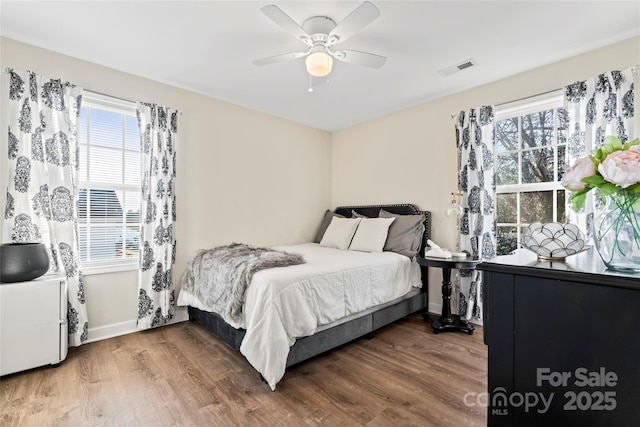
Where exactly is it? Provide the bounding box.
[313,210,345,243]
[351,209,368,218]
[379,209,425,258]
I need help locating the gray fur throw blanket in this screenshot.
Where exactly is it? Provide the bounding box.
[179,243,305,327]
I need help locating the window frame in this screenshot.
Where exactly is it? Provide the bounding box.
[78,92,140,275]
[494,90,567,254]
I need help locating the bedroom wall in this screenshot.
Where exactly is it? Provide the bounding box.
[331,36,640,315]
[0,37,332,340]
[2,35,638,337]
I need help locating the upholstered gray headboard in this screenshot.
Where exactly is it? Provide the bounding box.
[333,203,431,257]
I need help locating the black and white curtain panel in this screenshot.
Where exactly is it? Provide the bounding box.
[3,69,88,346]
[454,106,497,321]
[136,102,179,330]
[563,67,636,233]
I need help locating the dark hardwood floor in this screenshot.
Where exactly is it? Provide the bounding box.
[0,314,487,426]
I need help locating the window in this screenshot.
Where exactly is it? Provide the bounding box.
[495,91,568,255]
[77,92,140,272]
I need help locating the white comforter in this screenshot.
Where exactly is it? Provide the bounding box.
[179,243,421,390]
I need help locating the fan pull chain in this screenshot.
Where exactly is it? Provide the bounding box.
[308,74,314,93]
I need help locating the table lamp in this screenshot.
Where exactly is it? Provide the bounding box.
[445,192,467,257]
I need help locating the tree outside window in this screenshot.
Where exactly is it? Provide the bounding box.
[495,93,568,255]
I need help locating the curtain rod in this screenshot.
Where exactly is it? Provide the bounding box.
[494,64,640,108]
[2,69,181,113]
[1,66,137,104]
[85,88,136,105]
[495,64,640,107]
[450,88,562,119]
[85,90,183,115]
[451,64,640,119]
[86,90,182,115]
[2,66,136,104]
[494,88,562,108]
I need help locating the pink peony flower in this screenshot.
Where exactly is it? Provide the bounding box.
[598,148,640,188]
[562,156,596,191]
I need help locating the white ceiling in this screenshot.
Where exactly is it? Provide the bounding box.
[1,1,639,131]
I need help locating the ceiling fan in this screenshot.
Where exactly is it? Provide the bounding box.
[253,1,386,82]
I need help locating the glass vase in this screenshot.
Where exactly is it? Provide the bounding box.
[593,192,640,272]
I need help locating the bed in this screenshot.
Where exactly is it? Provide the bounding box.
[182,204,431,390]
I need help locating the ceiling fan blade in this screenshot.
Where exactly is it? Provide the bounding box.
[333,50,386,69]
[328,1,380,45]
[261,5,312,46]
[253,51,309,66]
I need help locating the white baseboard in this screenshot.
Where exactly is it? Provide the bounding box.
[425,301,483,326]
[428,301,442,316]
[84,306,189,344]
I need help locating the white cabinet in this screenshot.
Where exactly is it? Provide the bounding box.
[0,274,68,376]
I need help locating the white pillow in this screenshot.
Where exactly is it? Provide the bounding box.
[348,217,395,252]
[319,217,361,250]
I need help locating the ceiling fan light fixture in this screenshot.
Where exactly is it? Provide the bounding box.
[255,3,386,80]
[306,51,333,77]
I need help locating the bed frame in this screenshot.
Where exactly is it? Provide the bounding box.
[188,204,431,371]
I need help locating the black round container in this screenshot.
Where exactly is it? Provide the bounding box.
[0,243,50,283]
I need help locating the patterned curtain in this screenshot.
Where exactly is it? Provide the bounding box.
[136,102,179,329]
[453,106,496,321]
[563,67,635,236]
[3,69,88,346]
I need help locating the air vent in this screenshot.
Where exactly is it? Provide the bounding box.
[438,58,477,77]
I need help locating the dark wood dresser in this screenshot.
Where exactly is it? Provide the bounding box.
[478,249,640,427]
